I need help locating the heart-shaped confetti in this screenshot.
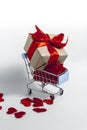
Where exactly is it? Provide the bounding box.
[0,93,4,102]
[20,98,33,107]
[33,97,43,107]
[0,93,3,98]
[14,111,26,118]
[0,98,4,102]
[6,107,17,114]
[0,106,2,110]
[43,99,53,105]
[33,108,47,113]
[0,91,54,118]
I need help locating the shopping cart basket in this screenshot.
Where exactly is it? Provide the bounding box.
[22,53,69,100]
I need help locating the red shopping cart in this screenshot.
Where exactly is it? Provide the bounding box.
[22,53,69,100]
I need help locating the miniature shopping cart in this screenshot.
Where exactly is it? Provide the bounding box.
[22,53,69,100]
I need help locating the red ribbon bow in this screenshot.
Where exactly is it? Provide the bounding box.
[32,25,68,48]
[27,25,68,68]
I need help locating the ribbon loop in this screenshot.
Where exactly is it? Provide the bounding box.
[30,25,50,42]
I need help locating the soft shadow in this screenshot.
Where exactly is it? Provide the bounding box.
[0,64,51,99]
[0,64,28,96]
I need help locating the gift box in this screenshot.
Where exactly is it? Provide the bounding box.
[33,64,69,85]
[24,26,68,70]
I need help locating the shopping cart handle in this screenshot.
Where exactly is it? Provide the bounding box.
[21,53,27,59]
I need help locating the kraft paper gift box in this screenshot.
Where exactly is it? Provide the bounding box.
[24,34,68,70]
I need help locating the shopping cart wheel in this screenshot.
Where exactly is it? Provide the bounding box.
[59,88,64,95]
[27,88,32,95]
[50,94,55,100]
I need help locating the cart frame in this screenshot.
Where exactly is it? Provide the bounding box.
[22,53,64,100]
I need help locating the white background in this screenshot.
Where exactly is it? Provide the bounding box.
[0,0,87,130]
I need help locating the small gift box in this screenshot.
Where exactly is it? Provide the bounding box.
[24,26,68,70]
[33,64,69,85]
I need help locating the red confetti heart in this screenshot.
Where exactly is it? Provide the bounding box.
[0,93,3,98]
[0,93,4,102]
[33,108,47,113]
[43,99,53,105]
[20,98,33,107]
[6,107,17,114]
[0,106,2,110]
[14,111,26,118]
[0,97,4,102]
[33,97,43,107]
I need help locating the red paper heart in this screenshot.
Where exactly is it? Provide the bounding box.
[33,108,47,113]
[20,98,33,107]
[14,111,26,118]
[6,107,17,114]
[0,106,2,110]
[43,99,53,105]
[33,97,43,107]
[0,93,3,98]
[0,97,4,102]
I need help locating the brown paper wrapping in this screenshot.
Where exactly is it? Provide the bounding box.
[24,34,68,69]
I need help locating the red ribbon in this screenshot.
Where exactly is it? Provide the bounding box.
[44,64,67,75]
[27,25,68,68]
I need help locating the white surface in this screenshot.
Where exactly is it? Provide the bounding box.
[43,84,60,94]
[0,0,87,130]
